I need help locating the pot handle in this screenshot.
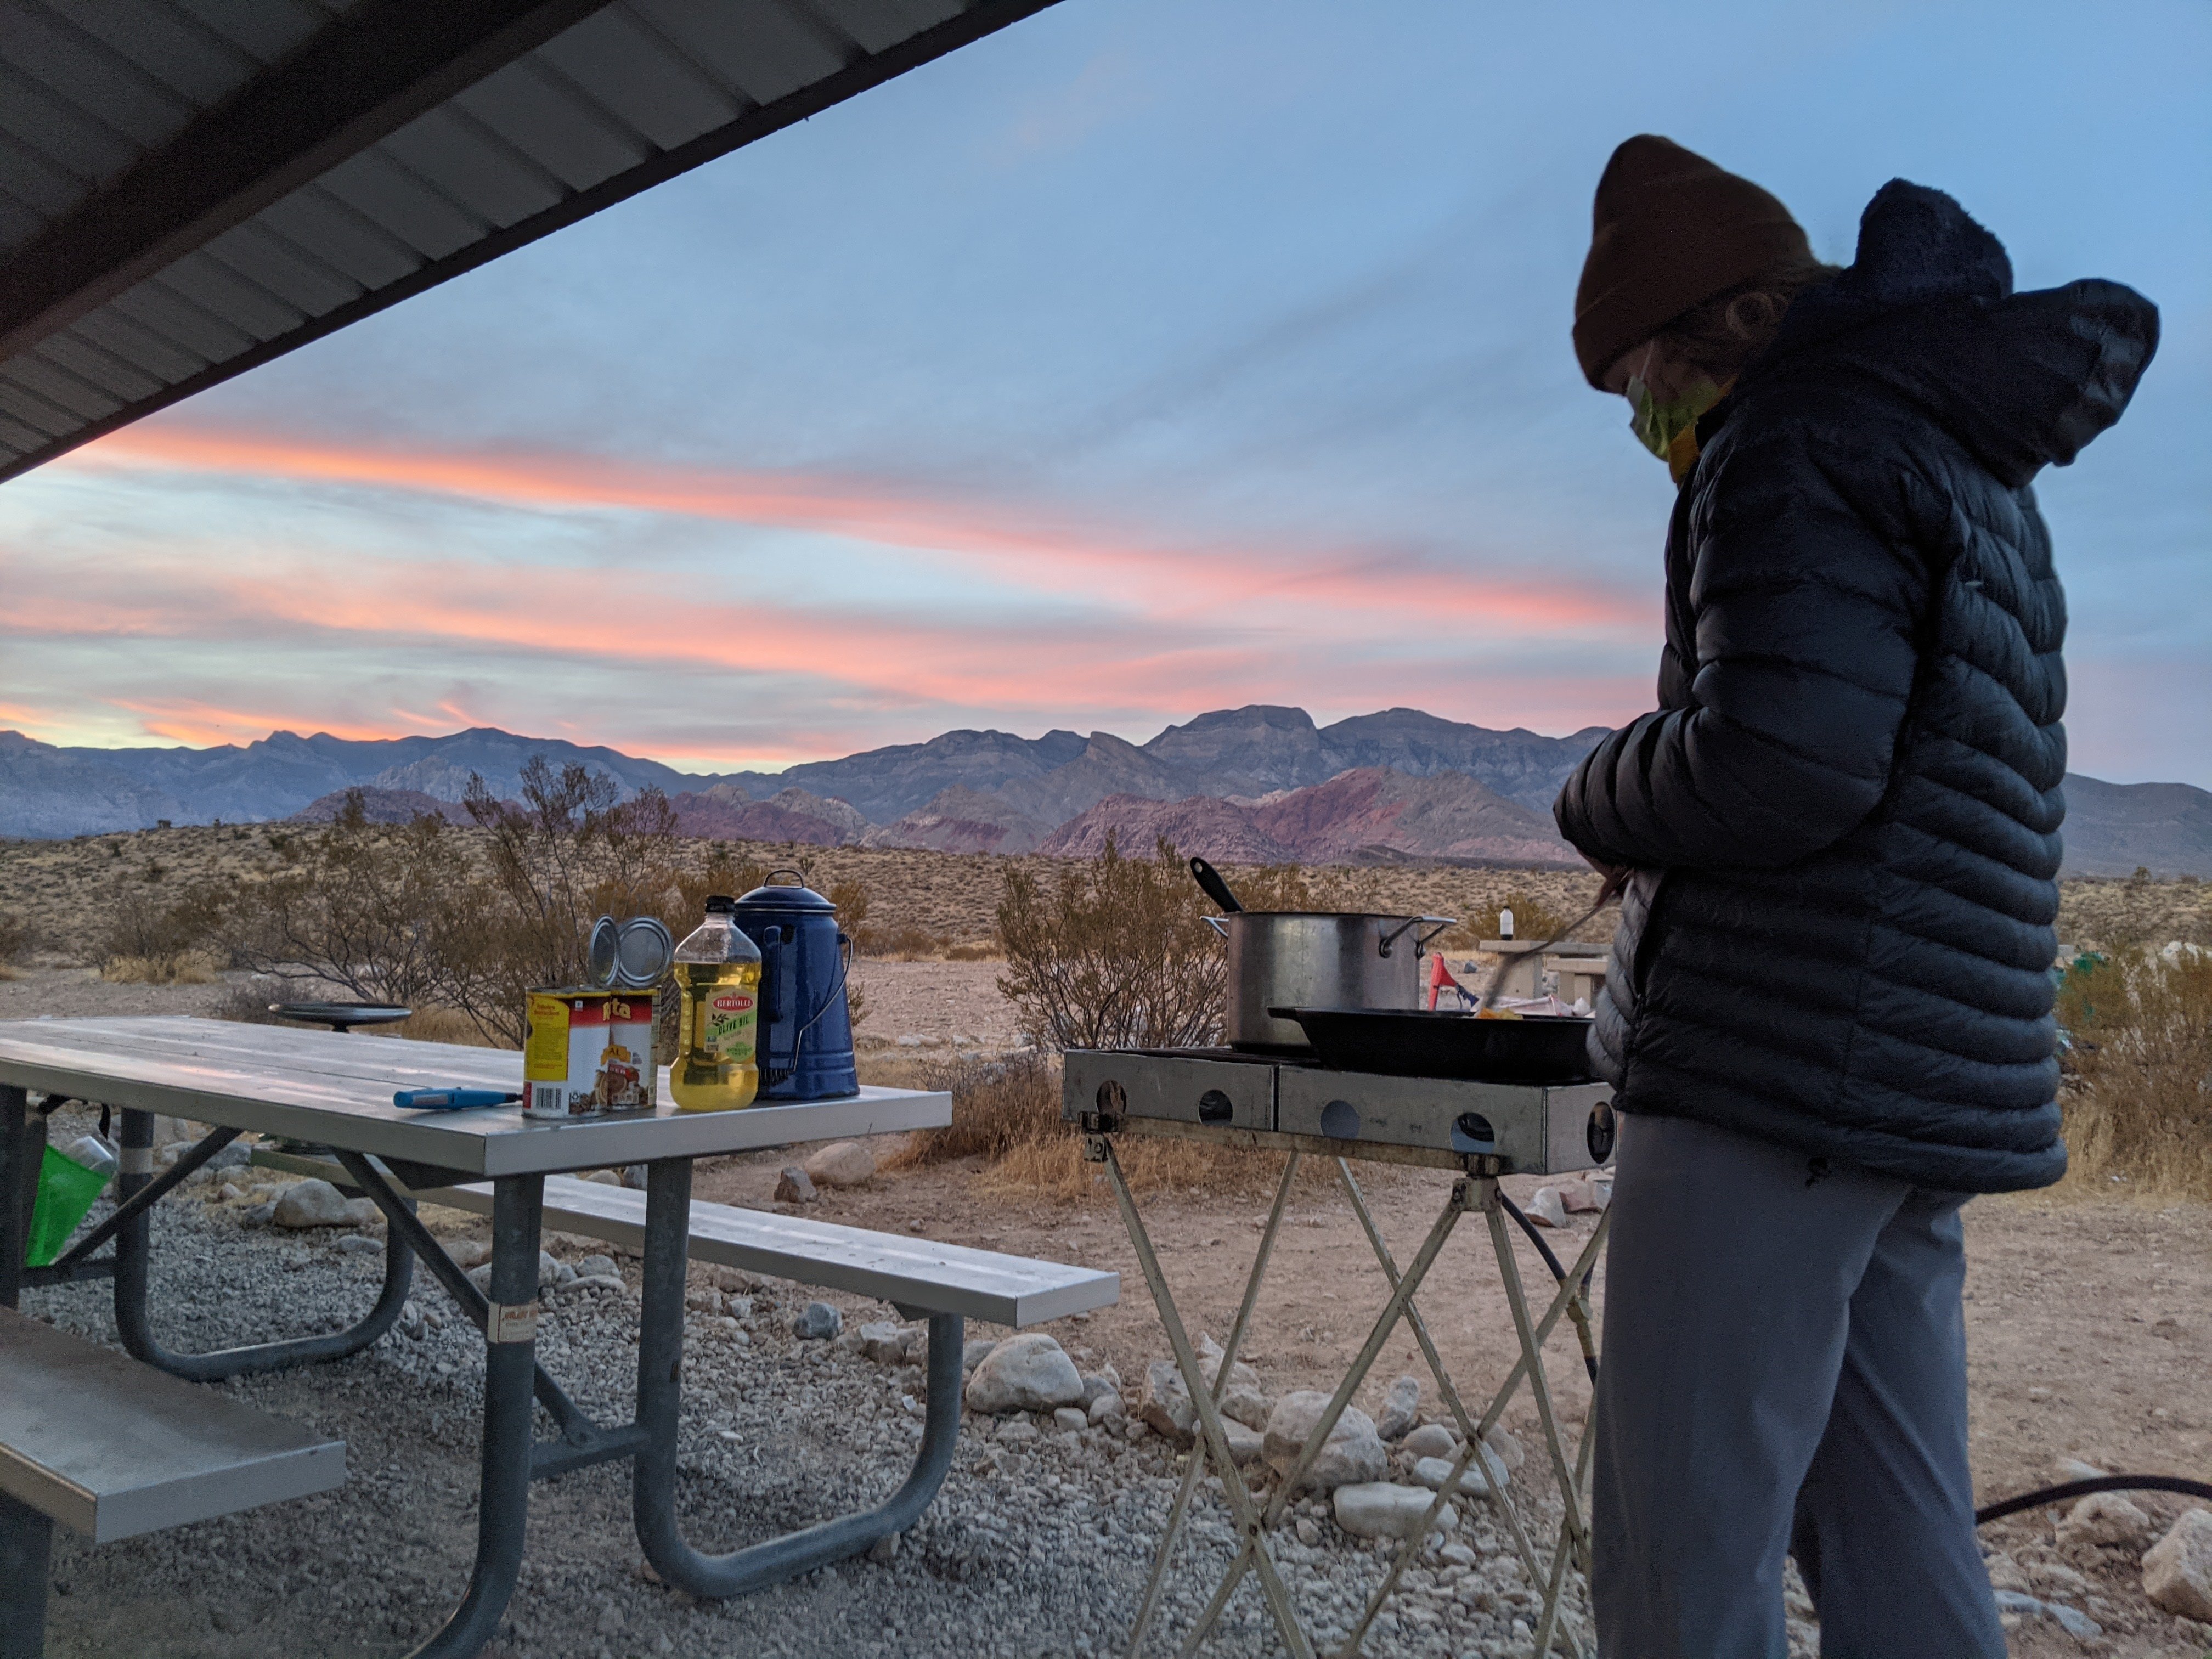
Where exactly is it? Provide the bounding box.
[1202,915,1229,938]
[1378,916,1458,957]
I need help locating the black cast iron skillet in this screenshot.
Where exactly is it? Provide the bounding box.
[1269,1006,1596,1085]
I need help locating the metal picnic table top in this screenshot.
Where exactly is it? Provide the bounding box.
[0,1015,968,1659]
[0,1016,950,1175]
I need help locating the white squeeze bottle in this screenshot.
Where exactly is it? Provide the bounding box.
[1499,906,1515,941]
[669,896,763,1111]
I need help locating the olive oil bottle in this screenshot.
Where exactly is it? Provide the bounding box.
[670,895,763,1111]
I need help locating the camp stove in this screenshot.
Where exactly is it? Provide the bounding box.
[1062,1046,1615,1175]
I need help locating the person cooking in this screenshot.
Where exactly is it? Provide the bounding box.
[1554,136,2158,1657]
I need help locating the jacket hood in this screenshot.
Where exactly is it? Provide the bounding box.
[1756,180,2159,488]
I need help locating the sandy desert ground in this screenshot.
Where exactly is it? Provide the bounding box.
[3,830,2209,1657]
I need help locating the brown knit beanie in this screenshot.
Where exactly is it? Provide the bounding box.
[1573,135,1812,388]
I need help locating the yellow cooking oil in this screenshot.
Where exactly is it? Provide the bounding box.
[670,898,763,1111]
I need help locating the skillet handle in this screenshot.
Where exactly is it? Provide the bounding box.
[1188,856,1244,914]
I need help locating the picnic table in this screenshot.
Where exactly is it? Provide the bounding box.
[0,1015,953,1659]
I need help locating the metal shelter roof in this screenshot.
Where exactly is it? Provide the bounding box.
[0,0,1057,483]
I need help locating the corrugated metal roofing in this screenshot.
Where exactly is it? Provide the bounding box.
[0,0,1058,481]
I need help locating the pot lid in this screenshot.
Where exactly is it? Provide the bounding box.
[735,869,836,913]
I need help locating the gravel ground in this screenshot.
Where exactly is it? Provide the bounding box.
[25,1117,1588,1659]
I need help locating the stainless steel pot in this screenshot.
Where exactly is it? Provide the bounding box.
[1205,911,1454,1052]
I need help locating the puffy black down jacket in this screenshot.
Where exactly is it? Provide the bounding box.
[1555,180,2158,1193]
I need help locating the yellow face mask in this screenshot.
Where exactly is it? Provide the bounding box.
[1626,371,1732,484]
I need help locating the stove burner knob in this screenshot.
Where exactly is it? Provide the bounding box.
[1197,1089,1233,1124]
[1319,1099,1361,1140]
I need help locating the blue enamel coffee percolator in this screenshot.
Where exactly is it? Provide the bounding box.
[732,871,859,1101]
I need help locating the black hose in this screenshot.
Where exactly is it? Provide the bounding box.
[1973,1472,2212,1527]
[1497,1192,1599,1383]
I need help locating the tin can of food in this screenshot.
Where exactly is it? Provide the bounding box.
[523,989,657,1118]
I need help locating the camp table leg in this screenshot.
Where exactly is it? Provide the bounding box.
[1096,1136,1316,1659]
[1121,1148,1302,1659]
[1172,1171,1481,1656]
[1331,1164,1558,1654]
[0,1085,29,1309]
[406,1171,545,1659]
[0,1488,52,1659]
[631,1157,967,1594]
[108,1110,413,1379]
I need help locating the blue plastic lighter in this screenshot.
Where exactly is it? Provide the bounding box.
[392,1087,521,1110]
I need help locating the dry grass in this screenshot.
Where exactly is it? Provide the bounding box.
[889,1049,1297,1199]
[100,951,219,985]
[2055,947,2212,1200]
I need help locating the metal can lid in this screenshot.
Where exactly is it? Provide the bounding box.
[587,916,620,988]
[616,916,675,987]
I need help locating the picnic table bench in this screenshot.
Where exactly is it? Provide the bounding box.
[0,1017,1118,1659]
[0,1304,345,1659]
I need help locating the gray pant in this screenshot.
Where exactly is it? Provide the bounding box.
[1589,1113,2006,1659]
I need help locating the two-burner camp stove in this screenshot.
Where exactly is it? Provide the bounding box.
[1065,1046,1615,1659]
[1064,1046,1617,1175]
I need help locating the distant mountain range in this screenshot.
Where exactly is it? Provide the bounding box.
[4,709,2208,876]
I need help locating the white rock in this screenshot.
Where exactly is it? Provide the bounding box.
[1485,1426,1527,1471]
[1334,1482,1451,1541]
[858,1321,910,1363]
[1264,1392,1386,1492]
[772,1166,817,1204]
[1086,1391,1125,1426]
[1221,1383,1274,1431]
[1376,1374,1421,1440]
[444,1238,490,1270]
[1222,1420,1265,1466]
[1401,1423,1458,1462]
[1139,1359,1197,1444]
[270,1178,354,1228]
[2058,1491,2151,1547]
[963,1333,1084,1414]
[575,1255,618,1280]
[1524,1187,1568,1229]
[1439,1542,1477,1568]
[803,1141,877,1188]
[1195,1333,1260,1395]
[1052,1406,1089,1433]
[2142,1509,2212,1622]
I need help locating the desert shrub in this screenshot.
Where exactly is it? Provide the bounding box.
[890,1049,1291,1197]
[446,761,691,1045]
[221,793,470,1008]
[996,835,1224,1049]
[0,912,31,962]
[945,940,1001,962]
[2055,947,2212,1198]
[861,923,947,961]
[100,886,227,982]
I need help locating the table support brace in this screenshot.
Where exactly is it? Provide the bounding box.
[631,1158,966,1596]
[334,1150,610,1457]
[112,1111,413,1380]
[0,1491,52,1659]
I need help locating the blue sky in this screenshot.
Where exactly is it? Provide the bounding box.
[4,0,2205,782]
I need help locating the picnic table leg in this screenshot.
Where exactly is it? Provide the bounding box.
[111,1110,414,1380]
[631,1157,966,1595]
[0,1084,29,1309]
[407,1172,544,1659]
[0,1489,52,1659]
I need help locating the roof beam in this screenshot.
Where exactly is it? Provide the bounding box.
[0,0,1064,486]
[0,0,618,362]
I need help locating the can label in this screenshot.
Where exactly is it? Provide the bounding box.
[523,989,656,1118]
[701,986,758,1064]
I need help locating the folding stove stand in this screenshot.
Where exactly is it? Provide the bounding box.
[1079,1109,1612,1659]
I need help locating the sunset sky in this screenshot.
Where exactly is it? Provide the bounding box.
[3,0,2205,783]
